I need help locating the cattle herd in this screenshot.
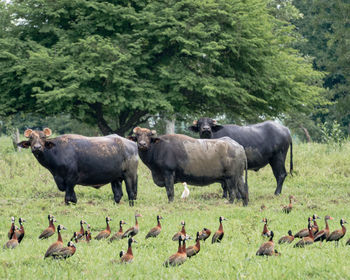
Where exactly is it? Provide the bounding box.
[17,117,293,205]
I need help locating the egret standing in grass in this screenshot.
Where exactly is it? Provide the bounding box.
[181,182,190,201]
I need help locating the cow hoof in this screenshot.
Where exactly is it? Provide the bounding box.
[274,191,281,196]
[129,200,134,207]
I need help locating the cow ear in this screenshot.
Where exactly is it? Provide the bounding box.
[151,137,161,144]
[45,141,56,149]
[17,141,30,149]
[151,130,157,136]
[127,136,137,142]
[24,129,33,138]
[43,128,52,137]
[211,125,224,132]
[188,125,199,132]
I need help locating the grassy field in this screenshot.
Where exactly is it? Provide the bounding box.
[1,136,350,279]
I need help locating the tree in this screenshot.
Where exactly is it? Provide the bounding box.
[0,0,324,135]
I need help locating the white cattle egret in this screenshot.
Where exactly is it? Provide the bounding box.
[181,182,190,200]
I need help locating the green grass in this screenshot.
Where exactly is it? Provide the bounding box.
[1,136,350,279]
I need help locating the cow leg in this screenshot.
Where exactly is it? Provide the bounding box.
[164,171,175,202]
[224,179,235,204]
[236,176,249,206]
[221,183,228,199]
[111,180,123,203]
[125,176,136,207]
[65,185,77,204]
[54,176,66,192]
[270,152,288,195]
[133,174,138,200]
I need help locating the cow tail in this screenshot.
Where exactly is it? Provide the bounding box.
[244,158,248,196]
[290,141,293,176]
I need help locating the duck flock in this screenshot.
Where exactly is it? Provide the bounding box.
[4,202,350,266]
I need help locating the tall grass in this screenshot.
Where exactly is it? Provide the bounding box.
[1,137,350,279]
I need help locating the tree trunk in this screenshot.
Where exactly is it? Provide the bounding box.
[300,125,311,143]
[165,118,175,134]
[11,128,20,152]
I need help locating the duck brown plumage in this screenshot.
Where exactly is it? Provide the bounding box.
[198,228,211,242]
[4,225,19,249]
[314,215,334,242]
[110,220,127,242]
[122,214,142,239]
[294,217,312,238]
[282,195,295,213]
[261,218,271,237]
[71,220,87,241]
[164,236,185,267]
[326,218,347,244]
[186,232,200,257]
[172,220,186,241]
[294,222,314,248]
[44,224,67,258]
[312,214,320,235]
[278,230,294,244]
[146,215,163,239]
[52,241,76,259]
[95,217,112,240]
[120,238,137,263]
[39,215,56,239]
[15,218,25,243]
[8,217,15,240]
[256,231,275,256]
[212,216,227,243]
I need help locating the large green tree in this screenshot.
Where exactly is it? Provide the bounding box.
[0,0,323,135]
[293,0,350,135]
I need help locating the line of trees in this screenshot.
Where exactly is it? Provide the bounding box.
[0,0,348,141]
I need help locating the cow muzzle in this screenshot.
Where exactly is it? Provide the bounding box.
[32,144,43,152]
[138,140,148,150]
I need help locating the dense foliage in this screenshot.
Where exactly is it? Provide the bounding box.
[0,0,324,135]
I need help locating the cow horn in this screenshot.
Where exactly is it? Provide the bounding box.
[24,129,33,138]
[193,120,197,125]
[133,127,140,134]
[213,120,217,125]
[43,128,52,137]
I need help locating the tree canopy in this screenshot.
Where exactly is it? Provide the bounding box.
[0,0,324,135]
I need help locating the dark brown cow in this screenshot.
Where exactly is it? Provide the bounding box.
[129,127,248,205]
[18,128,138,205]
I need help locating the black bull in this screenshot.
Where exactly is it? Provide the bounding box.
[18,128,138,205]
[189,118,293,196]
[129,127,249,205]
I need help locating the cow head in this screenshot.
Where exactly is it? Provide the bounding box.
[128,127,160,151]
[188,117,224,139]
[17,128,55,154]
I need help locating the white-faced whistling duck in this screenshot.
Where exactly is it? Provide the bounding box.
[186,232,200,258]
[110,220,127,242]
[198,228,211,242]
[282,195,295,213]
[44,224,67,258]
[122,214,142,238]
[294,217,312,238]
[85,224,92,241]
[120,238,137,263]
[261,218,271,237]
[172,221,186,241]
[326,218,347,245]
[145,215,163,239]
[15,218,25,243]
[260,204,267,212]
[164,235,187,267]
[256,231,275,256]
[294,222,314,248]
[212,216,227,244]
[3,224,19,249]
[95,217,112,240]
[8,217,15,239]
[314,215,334,243]
[122,213,142,239]
[312,214,320,235]
[39,215,56,239]
[52,241,76,259]
[278,230,294,244]
[72,232,80,243]
[71,220,87,241]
